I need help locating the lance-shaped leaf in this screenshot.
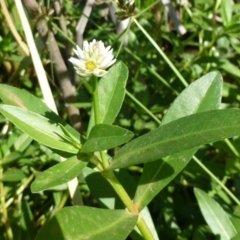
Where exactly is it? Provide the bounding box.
[82,124,134,152]
[83,167,159,239]
[108,109,240,170]
[194,188,237,240]
[221,0,232,26]
[162,71,222,123]
[231,206,240,234]
[31,155,88,192]
[134,71,222,210]
[87,62,128,135]
[2,151,23,166]
[0,105,80,154]
[0,169,26,182]
[0,84,80,140]
[35,206,138,240]
[231,234,240,240]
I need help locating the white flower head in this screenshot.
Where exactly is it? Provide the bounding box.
[69,39,116,77]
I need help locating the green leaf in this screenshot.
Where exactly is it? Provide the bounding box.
[162,71,222,123]
[0,169,26,182]
[87,62,128,135]
[20,199,35,240]
[31,155,88,192]
[231,234,240,240]
[224,24,240,37]
[193,229,208,240]
[82,124,134,152]
[133,71,222,210]
[108,108,240,170]
[194,188,237,240]
[220,59,240,78]
[0,84,80,140]
[232,206,240,234]
[83,168,159,240]
[35,206,137,240]
[0,105,79,154]
[221,0,232,26]
[2,151,22,166]
[14,133,33,152]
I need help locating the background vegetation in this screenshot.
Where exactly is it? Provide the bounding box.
[1,0,240,239]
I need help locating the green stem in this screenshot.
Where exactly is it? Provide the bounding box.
[124,47,179,95]
[91,76,108,168]
[126,91,161,124]
[225,138,240,158]
[102,171,137,213]
[136,214,155,240]
[89,154,104,171]
[91,78,154,238]
[92,76,101,125]
[50,190,69,217]
[102,170,155,240]
[51,22,75,46]
[100,151,108,168]
[6,173,35,208]
[193,156,240,206]
[133,17,188,87]
[135,0,161,18]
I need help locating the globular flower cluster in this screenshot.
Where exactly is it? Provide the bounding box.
[69,39,116,77]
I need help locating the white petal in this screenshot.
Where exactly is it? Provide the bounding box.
[83,41,90,52]
[69,57,82,67]
[105,46,111,52]
[101,55,115,67]
[76,46,85,59]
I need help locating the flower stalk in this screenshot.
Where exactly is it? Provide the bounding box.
[91,76,100,125]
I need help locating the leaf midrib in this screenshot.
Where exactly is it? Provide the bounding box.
[113,121,238,165]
